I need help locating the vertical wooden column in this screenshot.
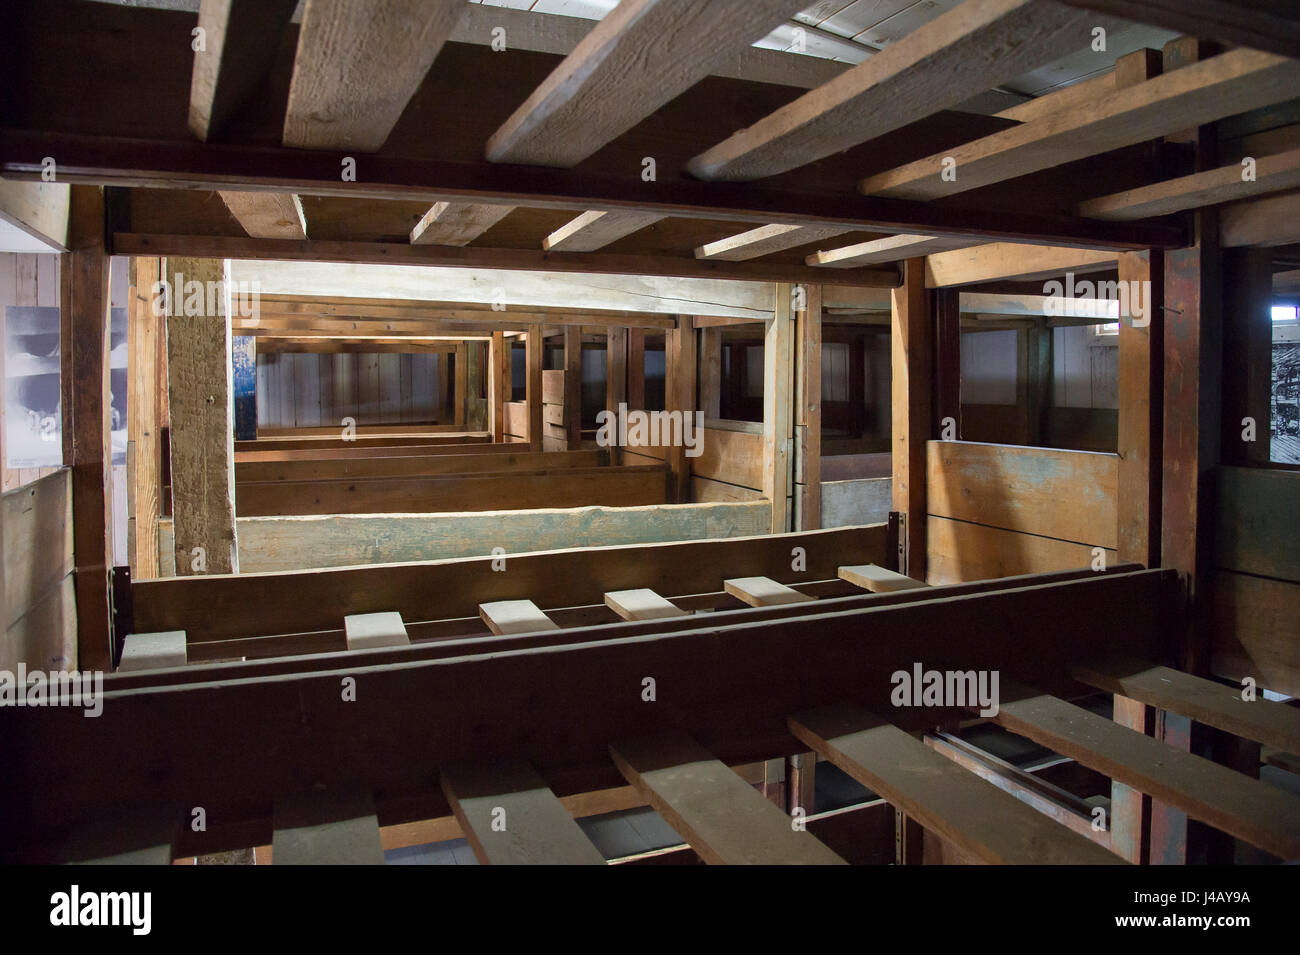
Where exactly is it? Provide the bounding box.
[164,256,238,576]
[563,325,582,450]
[932,287,961,439]
[891,259,930,581]
[605,327,627,465]
[453,342,468,429]
[1116,249,1164,568]
[489,331,506,443]
[127,257,163,580]
[795,284,822,530]
[666,317,696,504]
[764,286,795,534]
[525,326,543,452]
[231,336,257,441]
[1222,249,1273,465]
[627,328,646,411]
[700,325,722,420]
[60,186,114,670]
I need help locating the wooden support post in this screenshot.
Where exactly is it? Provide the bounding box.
[933,287,961,440]
[526,326,543,452]
[795,284,822,530]
[563,324,582,450]
[700,326,722,420]
[605,327,627,465]
[60,186,114,671]
[164,257,238,575]
[490,331,507,443]
[1116,249,1164,568]
[232,335,256,441]
[453,342,468,429]
[764,286,795,533]
[1221,248,1272,465]
[1025,319,1053,447]
[627,328,646,411]
[666,318,696,503]
[891,259,930,580]
[127,257,163,580]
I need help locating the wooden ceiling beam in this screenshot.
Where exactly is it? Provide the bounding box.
[217,191,307,239]
[1220,190,1300,248]
[861,49,1300,201]
[188,0,297,142]
[924,243,1119,287]
[809,234,982,269]
[542,210,665,252]
[410,202,514,247]
[686,0,1104,182]
[1056,0,1300,60]
[695,224,855,262]
[283,0,464,152]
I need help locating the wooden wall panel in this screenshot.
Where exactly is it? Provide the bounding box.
[928,516,1117,586]
[691,427,763,491]
[1,469,75,670]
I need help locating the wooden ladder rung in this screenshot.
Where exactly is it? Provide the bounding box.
[991,688,1300,859]
[609,731,845,865]
[604,588,688,621]
[344,611,410,650]
[272,784,385,865]
[479,599,560,635]
[1073,656,1300,755]
[441,760,605,865]
[723,576,814,607]
[838,563,929,593]
[790,706,1123,865]
[117,631,187,672]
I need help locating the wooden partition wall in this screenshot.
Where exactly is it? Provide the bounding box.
[1,468,75,671]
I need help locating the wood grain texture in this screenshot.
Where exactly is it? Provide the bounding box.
[127,257,163,578]
[479,599,559,636]
[189,0,297,141]
[543,211,663,253]
[217,191,307,239]
[604,588,687,621]
[697,225,853,262]
[0,178,69,249]
[282,0,464,151]
[1213,466,1300,582]
[923,243,1117,287]
[1220,190,1300,248]
[410,202,514,247]
[810,234,976,268]
[927,515,1116,585]
[1211,572,1300,699]
[764,286,794,532]
[838,563,928,593]
[724,576,814,607]
[891,259,929,578]
[790,706,1124,865]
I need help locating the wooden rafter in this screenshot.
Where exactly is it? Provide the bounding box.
[1057,0,1300,61]
[217,191,307,239]
[809,234,979,269]
[695,224,854,262]
[188,0,297,142]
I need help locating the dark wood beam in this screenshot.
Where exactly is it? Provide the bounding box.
[1057,0,1300,60]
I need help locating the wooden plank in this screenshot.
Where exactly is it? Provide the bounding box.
[440,760,606,865]
[838,564,929,593]
[165,257,238,574]
[604,588,687,622]
[605,327,627,464]
[188,0,297,141]
[485,0,801,167]
[764,286,794,533]
[3,470,74,629]
[1117,249,1162,567]
[693,427,763,491]
[992,688,1300,858]
[1079,147,1300,221]
[796,284,822,529]
[563,326,582,450]
[862,50,1300,200]
[609,731,846,865]
[454,343,468,430]
[343,611,409,651]
[543,211,664,253]
[410,202,514,247]
[60,186,113,671]
[118,630,187,672]
[1220,190,1300,248]
[479,599,559,636]
[1056,0,1300,61]
[927,515,1117,585]
[236,448,605,483]
[810,234,977,268]
[282,0,464,151]
[1211,572,1300,699]
[526,327,543,452]
[926,441,1119,549]
[490,331,507,443]
[1074,657,1300,755]
[687,0,1099,181]
[1214,466,1300,582]
[128,258,162,578]
[724,576,814,607]
[924,243,1118,288]
[272,784,384,865]
[0,178,69,249]
[892,259,929,579]
[217,191,306,239]
[789,706,1124,865]
[697,225,854,262]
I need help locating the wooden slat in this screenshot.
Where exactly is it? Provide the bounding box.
[127,258,162,578]
[4,470,74,629]
[923,243,1117,288]
[282,0,463,151]
[485,0,802,168]
[687,0,1098,181]
[992,688,1300,858]
[790,706,1124,864]
[891,259,928,578]
[542,211,663,253]
[118,630,187,672]
[927,514,1116,585]
[236,448,604,483]
[1074,657,1300,755]
[1214,466,1300,582]
[609,731,846,865]
[838,564,929,593]
[1220,190,1300,248]
[764,285,795,532]
[723,576,813,607]
[479,599,559,636]
[0,178,69,249]
[862,50,1300,200]
[809,234,977,268]
[440,760,606,865]
[217,191,306,239]
[1211,571,1300,699]
[410,202,514,247]
[272,784,384,865]
[343,611,409,650]
[604,588,687,621]
[697,224,853,262]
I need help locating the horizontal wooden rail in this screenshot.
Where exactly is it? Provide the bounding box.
[236,448,607,483]
[234,440,526,464]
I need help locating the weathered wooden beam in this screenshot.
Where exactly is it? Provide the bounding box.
[1219,190,1300,248]
[217,191,306,239]
[723,576,813,607]
[924,242,1118,288]
[605,327,627,464]
[763,285,795,533]
[810,234,978,269]
[891,259,929,580]
[490,331,506,444]
[0,177,68,249]
[479,599,559,637]
[1056,0,1300,60]
[526,326,543,453]
[795,283,821,530]
[604,589,687,622]
[688,0,1101,181]
[410,202,514,247]
[282,0,464,152]
[542,210,664,253]
[838,564,929,593]
[1116,250,1163,567]
[666,318,696,503]
[697,224,853,262]
[127,257,164,579]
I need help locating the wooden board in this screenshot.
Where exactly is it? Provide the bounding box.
[923,244,1117,288]
[343,612,409,651]
[609,731,845,865]
[927,515,1115,585]
[838,564,928,593]
[1073,657,1300,755]
[272,784,385,865]
[1211,571,1300,699]
[1214,466,1300,582]
[440,760,605,865]
[479,600,559,637]
[790,706,1124,865]
[3,469,73,629]
[236,448,605,483]
[692,427,764,491]
[604,588,687,622]
[723,576,814,607]
[118,630,187,672]
[188,0,298,141]
[993,689,1300,859]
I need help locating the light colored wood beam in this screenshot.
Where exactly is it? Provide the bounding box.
[604,589,687,621]
[695,224,854,262]
[479,599,559,636]
[343,612,409,650]
[723,576,812,607]
[1220,190,1300,248]
[924,242,1118,287]
[410,202,514,247]
[0,178,69,249]
[118,631,187,672]
[810,234,978,269]
[542,210,664,253]
[838,564,930,593]
[189,0,298,142]
[217,191,307,239]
